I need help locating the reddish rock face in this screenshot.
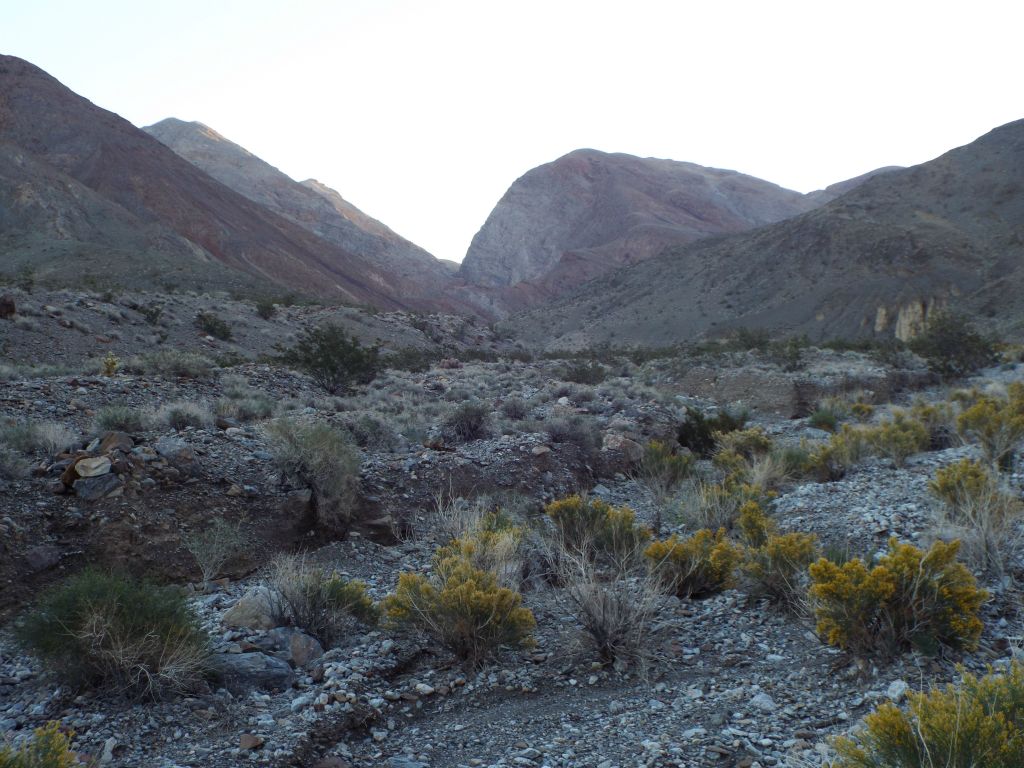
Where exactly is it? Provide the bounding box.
[455,149,898,317]
[0,55,449,311]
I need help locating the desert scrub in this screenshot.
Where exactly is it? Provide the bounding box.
[384,551,535,667]
[444,401,491,442]
[545,495,651,566]
[0,721,83,768]
[957,392,1024,471]
[832,662,1024,768]
[267,554,378,647]
[715,427,772,459]
[344,413,402,452]
[182,517,250,586]
[807,425,870,481]
[500,396,529,420]
[154,400,212,430]
[644,528,741,599]
[562,360,606,385]
[908,311,998,379]
[676,406,747,458]
[737,503,818,610]
[866,411,929,467]
[92,405,146,433]
[0,420,75,456]
[0,447,28,480]
[436,520,524,588]
[276,322,380,394]
[636,439,695,533]
[808,538,986,659]
[679,478,774,531]
[194,310,232,341]
[928,458,1024,575]
[124,350,215,378]
[910,399,958,449]
[100,351,120,377]
[264,419,360,533]
[543,413,600,459]
[15,570,208,699]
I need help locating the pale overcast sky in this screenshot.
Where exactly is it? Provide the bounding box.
[4,0,1023,262]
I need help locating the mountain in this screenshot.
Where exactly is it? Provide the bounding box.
[506,119,1024,349]
[0,55,440,308]
[142,119,454,303]
[456,149,895,316]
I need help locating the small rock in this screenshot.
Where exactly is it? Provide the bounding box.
[239,734,264,751]
[887,679,909,702]
[748,692,777,712]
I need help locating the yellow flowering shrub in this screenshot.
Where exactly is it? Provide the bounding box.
[910,399,957,449]
[866,411,929,467]
[715,427,772,459]
[833,663,1024,768]
[807,425,871,482]
[384,552,535,666]
[644,529,741,599]
[957,394,1024,470]
[545,495,650,561]
[435,524,524,588]
[808,538,986,659]
[0,722,82,768]
[736,500,774,548]
[929,458,993,515]
[850,402,875,423]
[742,531,819,611]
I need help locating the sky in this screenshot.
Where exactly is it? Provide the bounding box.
[3,0,1023,262]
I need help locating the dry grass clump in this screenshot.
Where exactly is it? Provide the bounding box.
[444,401,491,442]
[153,400,213,430]
[0,420,76,456]
[92,405,147,434]
[124,350,215,378]
[182,517,251,585]
[267,554,378,647]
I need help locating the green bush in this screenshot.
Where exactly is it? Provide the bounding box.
[808,538,986,659]
[194,310,233,341]
[908,312,998,379]
[276,323,380,394]
[264,419,361,533]
[15,570,208,699]
[0,721,84,768]
[562,361,606,385]
[677,406,747,458]
[833,663,1024,768]
[254,297,277,320]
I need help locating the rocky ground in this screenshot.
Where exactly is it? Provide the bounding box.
[1,296,1022,767]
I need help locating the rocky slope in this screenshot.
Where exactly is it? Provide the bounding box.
[143,119,457,308]
[0,56,442,310]
[507,119,1024,349]
[456,150,895,316]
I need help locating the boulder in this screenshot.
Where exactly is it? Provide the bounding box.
[154,437,197,476]
[212,652,294,695]
[223,588,278,631]
[601,432,643,463]
[24,544,61,573]
[0,295,15,319]
[99,431,134,453]
[74,456,111,478]
[257,627,324,668]
[73,473,122,501]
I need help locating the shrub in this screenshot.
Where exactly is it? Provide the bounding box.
[808,538,986,659]
[384,551,535,667]
[154,401,212,430]
[141,303,163,325]
[0,447,28,480]
[832,663,1024,768]
[543,414,600,459]
[500,396,529,421]
[928,459,1024,576]
[124,350,215,378]
[264,419,361,533]
[850,402,875,422]
[444,401,491,442]
[910,399,957,449]
[276,323,380,394]
[181,517,250,585]
[957,394,1024,471]
[738,504,819,611]
[267,555,378,647]
[908,311,998,379]
[92,406,146,434]
[100,351,119,377]
[809,407,839,432]
[715,427,772,459]
[644,528,741,599]
[807,425,870,481]
[345,414,401,452]
[254,297,277,320]
[194,310,232,341]
[679,478,772,531]
[677,407,747,458]
[866,411,929,467]
[15,570,208,699]
[747,445,808,491]
[0,421,75,456]
[0,721,83,768]
[545,496,651,567]
[436,523,524,589]
[635,439,695,533]
[562,361,606,385]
